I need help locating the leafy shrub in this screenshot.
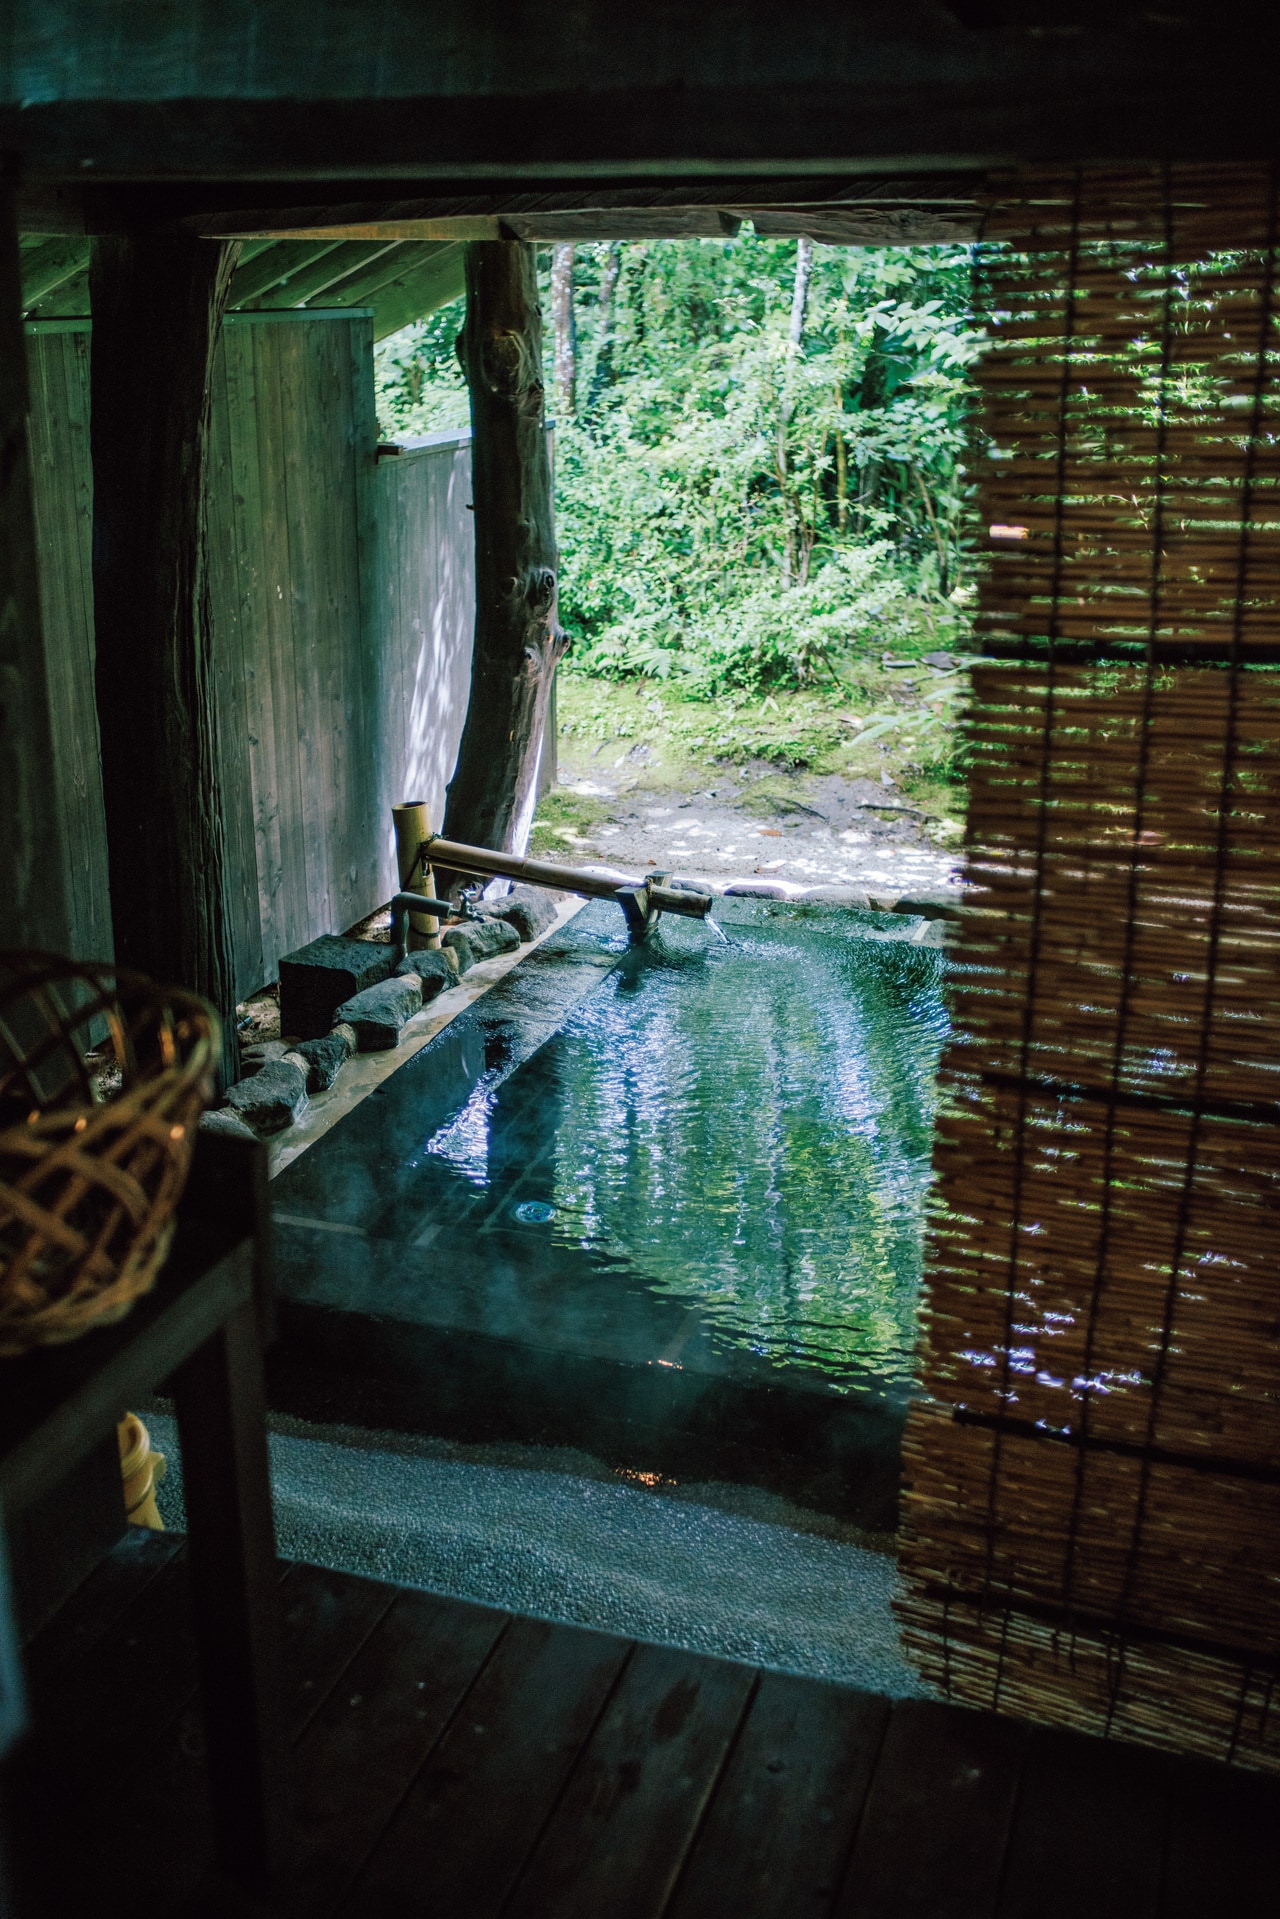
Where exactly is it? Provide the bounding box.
[376,234,984,698]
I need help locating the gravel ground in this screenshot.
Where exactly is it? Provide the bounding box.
[144,1410,929,1697]
[548,756,961,899]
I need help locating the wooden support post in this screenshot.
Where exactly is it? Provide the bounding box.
[172,1295,284,1900]
[88,232,240,1082]
[0,180,72,955]
[441,241,567,880]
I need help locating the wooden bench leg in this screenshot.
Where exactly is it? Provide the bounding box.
[172,1293,284,1900]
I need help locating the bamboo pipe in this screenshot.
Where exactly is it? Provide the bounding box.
[393,801,440,948]
[422,834,713,921]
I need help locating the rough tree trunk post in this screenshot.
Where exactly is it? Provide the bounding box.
[551,242,577,419]
[0,180,73,954]
[89,232,241,1086]
[441,240,568,884]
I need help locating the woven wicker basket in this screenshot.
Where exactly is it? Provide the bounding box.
[0,953,218,1356]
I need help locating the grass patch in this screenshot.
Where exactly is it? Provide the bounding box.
[528,785,619,857]
[551,657,968,840]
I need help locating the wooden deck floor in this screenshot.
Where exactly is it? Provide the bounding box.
[17,1530,1278,1918]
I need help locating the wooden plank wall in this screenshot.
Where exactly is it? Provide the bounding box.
[24,324,114,963]
[207,310,383,998]
[372,431,476,843]
[24,313,477,1002]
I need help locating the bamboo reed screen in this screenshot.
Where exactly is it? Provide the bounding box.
[897,167,1280,1771]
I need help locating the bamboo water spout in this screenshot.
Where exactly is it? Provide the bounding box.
[421,834,713,943]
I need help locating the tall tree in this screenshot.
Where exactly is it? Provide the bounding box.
[89,232,240,1084]
[779,236,815,587]
[586,241,622,411]
[788,235,814,350]
[442,240,567,875]
[551,242,577,419]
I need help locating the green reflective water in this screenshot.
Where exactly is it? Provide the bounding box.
[433,902,948,1390]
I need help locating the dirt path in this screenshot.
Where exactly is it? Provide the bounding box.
[547,748,961,899]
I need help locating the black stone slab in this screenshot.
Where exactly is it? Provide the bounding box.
[278,934,396,1040]
[267,902,910,1524]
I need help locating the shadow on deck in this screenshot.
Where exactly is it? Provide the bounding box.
[12,1530,1277,1917]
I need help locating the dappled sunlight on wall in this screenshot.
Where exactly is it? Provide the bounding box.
[375,430,476,883]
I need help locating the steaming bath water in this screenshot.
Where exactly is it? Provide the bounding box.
[262,897,951,1669]
[423,899,948,1390]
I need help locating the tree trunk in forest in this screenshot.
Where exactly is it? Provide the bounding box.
[0,183,72,954]
[89,232,240,1086]
[551,243,577,419]
[587,242,622,411]
[789,236,814,350]
[779,237,814,588]
[442,240,568,884]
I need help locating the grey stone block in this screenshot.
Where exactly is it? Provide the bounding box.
[442,918,521,973]
[335,974,424,1051]
[292,1030,354,1093]
[240,1039,289,1076]
[224,1059,308,1135]
[869,888,962,919]
[278,935,395,1040]
[199,1106,258,1142]
[797,886,872,907]
[480,884,560,942]
[394,949,456,1003]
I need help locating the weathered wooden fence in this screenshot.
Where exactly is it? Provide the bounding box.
[371,428,476,865]
[25,312,476,1000]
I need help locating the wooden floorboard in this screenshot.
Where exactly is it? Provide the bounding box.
[291,1587,511,1917]
[665,1672,888,1919]
[997,1726,1169,1919]
[19,1524,180,1686]
[1160,1753,1279,1919]
[123,1563,403,1905]
[836,1698,1027,1919]
[339,1613,631,1919]
[17,1542,1280,1919]
[501,1641,757,1919]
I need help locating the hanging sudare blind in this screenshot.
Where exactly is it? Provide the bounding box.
[897,165,1280,1772]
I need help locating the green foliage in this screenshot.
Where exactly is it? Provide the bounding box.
[374,231,984,695]
[375,300,469,436]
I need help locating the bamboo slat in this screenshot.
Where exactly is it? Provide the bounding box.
[897,165,1280,1773]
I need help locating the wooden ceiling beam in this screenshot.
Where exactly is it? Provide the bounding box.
[74,175,985,236]
[225,238,346,306]
[6,5,1268,185]
[18,236,88,307]
[304,240,460,316]
[242,239,400,310]
[366,246,468,342]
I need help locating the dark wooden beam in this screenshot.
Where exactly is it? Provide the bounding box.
[305,239,455,311]
[241,238,400,309]
[225,237,345,306]
[441,241,567,872]
[83,176,986,236]
[89,231,240,1080]
[746,208,979,243]
[5,6,1276,183]
[362,244,467,341]
[0,181,72,953]
[17,236,87,308]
